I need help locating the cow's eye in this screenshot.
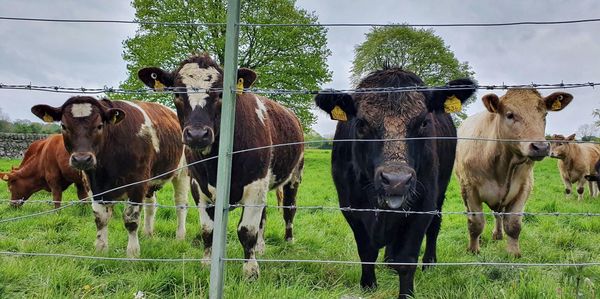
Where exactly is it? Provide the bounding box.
[61,124,66,131]
[506,112,515,120]
[421,119,429,128]
[97,124,104,131]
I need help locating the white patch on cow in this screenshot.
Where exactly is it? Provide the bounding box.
[172,154,190,240]
[120,101,160,153]
[124,203,141,258]
[143,193,156,236]
[92,202,112,252]
[198,182,215,265]
[179,63,220,108]
[239,172,270,278]
[70,103,92,118]
[254,96,268,125]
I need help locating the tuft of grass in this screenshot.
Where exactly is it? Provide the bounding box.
[0,152,599,298]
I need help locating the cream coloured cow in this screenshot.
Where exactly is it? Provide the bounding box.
[455,89,572,257]
[549,134,600,200]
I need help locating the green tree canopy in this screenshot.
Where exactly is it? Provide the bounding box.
[119,0,332,130]
[351,26,476,120]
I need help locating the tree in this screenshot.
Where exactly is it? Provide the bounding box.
[119,0,331,130]
[351,25,475,120]
[593,109,600,127]
[577,123,598,140]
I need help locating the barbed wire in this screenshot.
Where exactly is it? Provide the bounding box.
[2,15,600,28]
[0,82,598,95]
[0,251,209,262]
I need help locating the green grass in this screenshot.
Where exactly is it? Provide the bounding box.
[1,150,599,298]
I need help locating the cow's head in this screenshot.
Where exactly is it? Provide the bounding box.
[1,170,32,207]
[316,68,475,209]
[482,89,572,161]
[138,54,256,154]
[549,133,576,159]
[31,96,125,170]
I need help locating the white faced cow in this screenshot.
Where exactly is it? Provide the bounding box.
[32,97,190,257]
[455,89,572,257]
[138,54,304,279]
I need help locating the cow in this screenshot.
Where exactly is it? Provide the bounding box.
[550,134,600,200]
[1,134,90,208]
[455,89,572,257]
[584,159,600,190]
[314,67,476,298]
[138,54,304,279]
[31,96,190,257]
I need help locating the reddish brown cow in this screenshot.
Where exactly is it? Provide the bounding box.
[1,134,90,208]
[31,97,190,257]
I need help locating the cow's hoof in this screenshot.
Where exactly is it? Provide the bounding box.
[201,248,212,266]
[255,239,265,255]
[467,247,480,255]
[143,229,154,237]
[492,231,503,240]
[95,242,108,253]
[422,257,436,271]
[285,236,295,243]
[176,231,186,241]
[243,260,260,280]
[127,247,140,258]
[360,280,377,290]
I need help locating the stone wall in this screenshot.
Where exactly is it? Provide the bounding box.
[0,133,49,159]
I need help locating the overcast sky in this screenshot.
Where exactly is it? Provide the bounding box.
[0,0,598,137]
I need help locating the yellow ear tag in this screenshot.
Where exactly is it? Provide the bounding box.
[551,99,562,111]
[236,78,244,95]
[111,111,120,124]
[444,95,462,113]
[331,105,348,121]
[153,80,165,91]
[42,113,54,123]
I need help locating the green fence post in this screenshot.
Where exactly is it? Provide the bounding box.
[209,0,241,298]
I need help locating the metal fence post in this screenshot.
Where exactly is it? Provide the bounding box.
[209,0,241,298]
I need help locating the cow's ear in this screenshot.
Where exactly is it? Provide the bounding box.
[138,67,174,91]
[430,78,476,113]
[1,172,9,181]
[544,92,573,111]
[237,68,257,88]
[482,93,501,113]
[315,92,356,122]
[105,108,126,125]
[31,105,62,123]
[567,134,576,141]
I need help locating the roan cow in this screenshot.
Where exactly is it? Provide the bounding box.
[138,54,304,279]
[31,97,190,257]
[314,67,475,298]
[455,89,572,257]
[1,134,90,208]
[549,134,600,200]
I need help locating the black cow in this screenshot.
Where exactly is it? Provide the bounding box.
[315,68,475,298]
[138,54,304,279]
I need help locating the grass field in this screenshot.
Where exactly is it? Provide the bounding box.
[1,149,599,298]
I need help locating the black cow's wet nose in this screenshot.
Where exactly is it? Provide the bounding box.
[70,152,95,170]
[183,126,213,149]
[380,171,412,195]
[528,142,550,160]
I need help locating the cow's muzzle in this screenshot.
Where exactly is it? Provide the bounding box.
[70,152,96,170]
[527,142,550,161]
[374,165,416,209]
[183,126,214,153]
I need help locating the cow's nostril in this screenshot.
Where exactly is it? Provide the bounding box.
[530,143,539,151]
[380,172,391,186]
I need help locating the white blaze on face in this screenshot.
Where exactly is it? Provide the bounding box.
[254,96,268,125]
[120,101,160,153]
[179,63,220,108]
[70,103,93,118]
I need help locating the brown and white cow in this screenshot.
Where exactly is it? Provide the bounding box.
[1,134,90,208]
[138,54,304,279]
[31,97,190,257]
[455,89,572,257]
[549,134,600,200]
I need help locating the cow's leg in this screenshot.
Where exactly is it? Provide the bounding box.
[577,179,586,201]
[422,210,441,270]
[143,192,156,237]
[92,201,113,253]
[198,193,214,266]
[172,168,191,240]
[589,180,598,198]
[50,183,63,209]
[255,207,266,255]
[492,208,504,240]
[462,187,484,254]
[238,178,268,280]
[75,182,91,202]
[562,176,572,198]
[503,196,526,258]
[346,215,379,289]
[124,188,144,258]
[282,179,300,242]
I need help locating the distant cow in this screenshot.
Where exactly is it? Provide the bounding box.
[31,97,190,257]
[455,89,572,257]
[315,67,475,298]
[138,54,304,279]
[550,134,600,199]
[584,159,600,191]
[1,134,90,208]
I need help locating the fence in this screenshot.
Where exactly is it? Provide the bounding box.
[1,2,600,298]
